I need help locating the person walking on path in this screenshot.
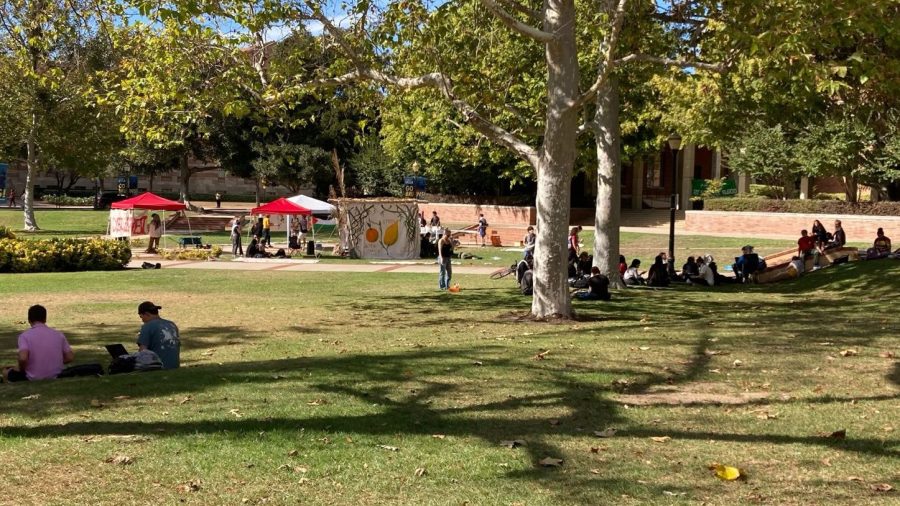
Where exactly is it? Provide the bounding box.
[7,187,17,208]
[437,229,454,290]
[476,213,488,247]
[215,192,222,208]
[231,216,243,257]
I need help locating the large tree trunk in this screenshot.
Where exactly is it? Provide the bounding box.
[843,176,858,203]
[592,77,623,287]
[23,112,39,231]
[179,153,192,208]
[531,0,579,319]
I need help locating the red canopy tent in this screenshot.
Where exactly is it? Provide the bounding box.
[108,192,189,247]
[250,197,311,216]
[250,198,314,251]
[111,192,186,211]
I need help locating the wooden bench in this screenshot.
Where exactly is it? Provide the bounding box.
[757,246,859,283]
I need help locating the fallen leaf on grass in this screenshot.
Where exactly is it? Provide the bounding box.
[287,450,298,457]
[663,491,686,497]
[21,394,40,400]
[590,468,601,475]
[847,476,864,482]
[638,346,650,351]
[377,445,399,452]
[307,398,327,406]
[414,467,427,477]
[104,455,133,466]
[431,434,446,439]
[711,464,741,481]
[113,395,130,401]
[200,350,215,356]
[500,440,526,448]
[178,396,192,405]
[821,458,832,467]
[823,429,846,439]
[879,351,895,359]
[549,419,561,426]
[650,436,671,443]
[839,349,858,357]
[473,361,483,366]
[90,399,104,408]
[176,480,202,493]
[732,359,743,367]
[539,457,563,467]
[703,349,728,356]
[870,483,894,492]
[533,350,550,360]
[594,428,617,438]
[229,409,243,418]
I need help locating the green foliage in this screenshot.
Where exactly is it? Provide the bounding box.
[251,141,331,195]
[349,134,404,197]
[748,184,784,199]
[726,122,797,198]
[0,237,131,273]
[158,246,223,260]
[704,197,900,216]
[0,226,15,240]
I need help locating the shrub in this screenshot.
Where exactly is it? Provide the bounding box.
[704,198,900,216]
[748,184,783,199]
[0,226,15,240]
[0,238,131,273]
[42,194,95,206]
[158,246,223,261]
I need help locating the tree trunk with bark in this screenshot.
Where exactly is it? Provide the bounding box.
[530,0,579,319]
[178,153,192,208]
[592,77,623,288]
[23,112,40,231]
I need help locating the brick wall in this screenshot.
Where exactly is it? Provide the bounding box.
[685,210,900,242]
[420,203,536,226]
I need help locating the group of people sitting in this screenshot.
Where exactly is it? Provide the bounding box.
[621,252,723,288]
[2,302,180,384]
[247,236,291,258]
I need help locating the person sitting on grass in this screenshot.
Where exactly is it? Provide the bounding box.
[516,253,534,286]
[2,305,74,383]
[520,267,534,296]
[823,220,846,250]
[681,256,699,281]
[137,301,180,370]
[577,267,611,301]
[623,259,645,286]
[618,255,627,277]
[688,256,715,287]
[647,253,669,287]
[576,251,593,278]
[867,228,892,259]
[732,245,764,283]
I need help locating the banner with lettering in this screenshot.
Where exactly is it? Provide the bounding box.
[109,209,149,237]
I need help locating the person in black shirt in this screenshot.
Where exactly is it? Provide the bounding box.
[437,229,453,290]
[577,267,611,300]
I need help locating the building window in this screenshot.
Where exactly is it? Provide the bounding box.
[645,155,663,188]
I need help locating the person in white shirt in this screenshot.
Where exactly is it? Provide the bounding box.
[623,259,645,286]
[690,257,715,286]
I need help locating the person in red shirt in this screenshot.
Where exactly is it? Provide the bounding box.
[797,229,816,257]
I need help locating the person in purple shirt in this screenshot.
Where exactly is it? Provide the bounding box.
[2,305,74,382]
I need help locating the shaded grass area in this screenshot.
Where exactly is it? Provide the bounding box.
[1,260,898,504]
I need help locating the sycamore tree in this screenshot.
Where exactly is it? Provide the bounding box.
[0,0,104,230]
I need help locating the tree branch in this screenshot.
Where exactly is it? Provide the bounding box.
[614,53,725,72]
[479,0,555,43]
[497,0,541,22]
[573,0,628,109]
[306,69,540,166]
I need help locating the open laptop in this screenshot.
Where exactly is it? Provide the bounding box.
[105,344,129,358]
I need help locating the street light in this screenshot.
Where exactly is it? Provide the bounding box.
[667,133,682,278]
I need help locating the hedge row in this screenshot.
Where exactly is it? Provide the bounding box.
[0,237,132,273]
[42,194,94,206]
[703,198,900,216]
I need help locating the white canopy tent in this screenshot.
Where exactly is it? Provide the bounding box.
[287,194,335,217]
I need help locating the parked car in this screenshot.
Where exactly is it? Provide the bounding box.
[93,191,129,210]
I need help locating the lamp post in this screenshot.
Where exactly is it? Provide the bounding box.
[667,133,682,278]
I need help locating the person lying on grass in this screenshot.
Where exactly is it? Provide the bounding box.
[2,305,73,383]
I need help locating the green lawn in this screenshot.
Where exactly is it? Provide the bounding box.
[1,260,897,504]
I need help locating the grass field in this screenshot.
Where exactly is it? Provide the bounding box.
[1,258,897,505]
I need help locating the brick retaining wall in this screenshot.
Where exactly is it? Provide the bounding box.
[419,203,536,226]
[685,210,900,242]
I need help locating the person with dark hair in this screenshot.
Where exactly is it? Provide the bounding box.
[623,259,645,286]
[523,226,536,257]
[146,213,162,253]
[576,251,593,278]
[567,227,580,261]
[647,253,670,287]
[262,215,272,247]
[437,229,454,290]
[577,267,611,301]
[137,301,180,369]
[681,256,699,281]
[812,219,829,248]
[618,255,627,277]
[476,213,489,247]
[517,252,534,286]
[824,220,846,250]
[868,227,892,259]
[2,305,73,382]
[688,256,715,286]
[231,216,243,257]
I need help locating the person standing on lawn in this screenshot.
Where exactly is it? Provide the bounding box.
[137,301,180,369]
[262,215,272,247]
[2,305,74,382]
[146,213,162,253]
[231,216,243,257]
[476,213,488,247]
[437,229,454,290]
